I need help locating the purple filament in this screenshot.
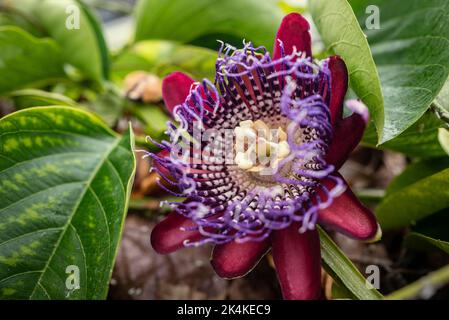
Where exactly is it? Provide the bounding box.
[146,40,346,246]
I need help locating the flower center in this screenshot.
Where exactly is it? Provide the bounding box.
[234,119,290,174]
[149,40,342,245]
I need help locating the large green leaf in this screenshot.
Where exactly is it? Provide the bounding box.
[362,112,446,158]
[112,40,217,81]
[318,226,384,300]
[349,0,449,144]
[309,0,384,141]
[0,26,65,94]
[134,0,283,50]
[377,164,449,230]
[0,107,136,299]
[0,0,109,82]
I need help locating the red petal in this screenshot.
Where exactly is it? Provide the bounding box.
[326,100,369,170]
[156,149,169,158]
[211,239,270,279]
[273,13,312,60]
[162,71,194,114]
[151,212,202,254]
[151,149,180,193]
[153,149,170,175]
[328,56,349,125]
[318,174,380,241]
[271,224,322,300]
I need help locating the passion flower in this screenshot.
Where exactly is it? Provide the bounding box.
[147,13,381,300]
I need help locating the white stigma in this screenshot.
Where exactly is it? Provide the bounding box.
[234,119,291,173]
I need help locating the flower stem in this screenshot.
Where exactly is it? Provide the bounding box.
[431,103,449,127]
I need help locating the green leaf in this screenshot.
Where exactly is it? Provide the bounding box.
[434,78,449,112]
[438,128,449,156]
[0,107,136,299]
[406,232,449,254]
[75,0,110,80]
[133,104,171,140]
[112,40,217,81]
[1,0,109,82]
[86,84,125,127]
[0,26,65,94]
[414,209,449,239]
[386,264,449,300]
[318,226,384,300]
[8,88,123,127]
[0,8,44,37]
[363,111,446,158]
[309,0,384,141]
[433,79,449,124]
[134,0,283,50]
[331,280,354,300]
[405,209,449,254]
[349,0,449,144]
[386,158,449,195]
[9,89,78,109]
[377,164,449,230]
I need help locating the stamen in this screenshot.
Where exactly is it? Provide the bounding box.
[234,119,291,173]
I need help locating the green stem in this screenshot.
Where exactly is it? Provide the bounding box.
[431,103,449,127]
[317,226,384,300]
[386,264,449,300]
